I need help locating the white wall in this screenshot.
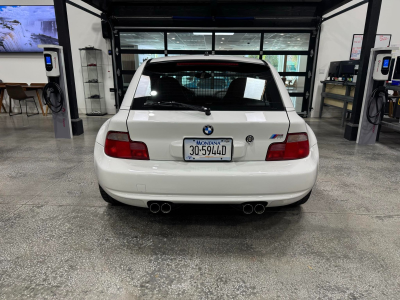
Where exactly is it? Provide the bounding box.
[310,0,367,117]
[377,0,400,42]
[311,0,400,118]
[67,1,115,114]
[0,0,115,114]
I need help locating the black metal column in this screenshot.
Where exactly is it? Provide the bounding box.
[344,0,382,141]
[302,29,318,115]
[113,29,124,108]
[54,0,84,136]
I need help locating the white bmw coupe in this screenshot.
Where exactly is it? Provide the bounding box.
[94,55,319,214]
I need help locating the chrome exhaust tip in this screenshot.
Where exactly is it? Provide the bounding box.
[242,204,254,215]
[254,203,266,214]
[161,203,172,214]
[149,202,160,214]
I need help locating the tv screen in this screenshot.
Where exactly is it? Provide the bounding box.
[0,5,58,53]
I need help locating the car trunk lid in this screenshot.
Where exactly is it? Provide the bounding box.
[126,110,289,161]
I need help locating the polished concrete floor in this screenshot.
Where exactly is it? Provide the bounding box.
[1,113,400,300]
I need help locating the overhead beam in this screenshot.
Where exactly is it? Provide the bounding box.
[114,26,316,30]
[80,0,108,12]
[322,0,368,23]
[321,0,353,15]
[66,0,102,18]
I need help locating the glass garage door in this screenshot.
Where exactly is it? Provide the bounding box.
[115,29,316,116]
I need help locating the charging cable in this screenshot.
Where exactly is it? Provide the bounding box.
[367,86,388,125]
[43,82,64,114]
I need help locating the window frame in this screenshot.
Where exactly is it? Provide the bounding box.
[115,28,316,116]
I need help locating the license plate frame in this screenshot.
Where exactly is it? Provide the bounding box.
[183,138,233,162]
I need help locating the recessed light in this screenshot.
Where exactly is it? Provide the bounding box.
[222,38,225,40]
[221,42,223,43]
[172,37,175,39]
[193,32,234,36]
[265,42,268,43]
[288,42,291,43]
[297,38,300,40]
[280,34,284,35]
[177,42,179,43]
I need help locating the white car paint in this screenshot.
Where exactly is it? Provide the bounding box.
[94,55,319,208]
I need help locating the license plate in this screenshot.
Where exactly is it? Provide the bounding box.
[184,138,233,161]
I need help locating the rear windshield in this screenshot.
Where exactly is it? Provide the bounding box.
[131,60,284,111]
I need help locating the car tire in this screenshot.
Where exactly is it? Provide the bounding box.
[288,190,312,207]
[99,185,121,205]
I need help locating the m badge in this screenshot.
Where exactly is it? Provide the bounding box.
[270,134,284,139]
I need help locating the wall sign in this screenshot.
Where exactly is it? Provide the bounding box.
[350,34,392,60]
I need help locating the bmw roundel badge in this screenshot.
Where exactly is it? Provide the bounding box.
[246,135,254,143]
[203,125,213,135]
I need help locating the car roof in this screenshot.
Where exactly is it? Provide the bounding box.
[150,55,265,65]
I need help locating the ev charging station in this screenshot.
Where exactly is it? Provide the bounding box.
[38,44,73,139]
[357,47,400,145]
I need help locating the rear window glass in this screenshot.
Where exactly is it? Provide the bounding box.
[131,60,284,111]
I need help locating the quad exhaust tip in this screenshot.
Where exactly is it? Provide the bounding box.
[151,202,265,215]
[254,204,266,214]
[242,203,267,215]
[161,203,172,214]
[149,202,161,214]
[242,204,254,215]
[149,202,172,214]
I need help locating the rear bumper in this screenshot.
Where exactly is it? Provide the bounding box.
[94,143,319,208]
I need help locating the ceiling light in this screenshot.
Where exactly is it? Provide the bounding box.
[222,38,225,40]
[193,32,234,36]
[297,38,300,40]
[288,42,291,43]
[265,42,268,43]
[221,42,223,43]
[177,42,179,43]
[280,34,284,36]
[172,37,175,39]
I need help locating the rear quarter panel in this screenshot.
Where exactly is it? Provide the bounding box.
[286,111,307,133]
[95,119,110,146]
[95,110,131,146]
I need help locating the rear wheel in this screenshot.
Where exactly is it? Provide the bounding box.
[288,190,312,207]
[99,185,121,205]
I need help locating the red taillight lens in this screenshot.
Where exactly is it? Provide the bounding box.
[104,131,149,160]
[266,133,309,161]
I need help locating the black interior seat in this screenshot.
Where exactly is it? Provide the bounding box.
[223,78,247,104]
[152,77,188,102]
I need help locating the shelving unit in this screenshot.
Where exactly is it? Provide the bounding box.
[381,85,400,133]
[79,47,107,116]
[319,80,356,127]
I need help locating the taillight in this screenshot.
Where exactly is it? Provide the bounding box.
[266,133,309,161]
[104,131,149,160]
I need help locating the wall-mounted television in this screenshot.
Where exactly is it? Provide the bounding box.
[0,5,58,53]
